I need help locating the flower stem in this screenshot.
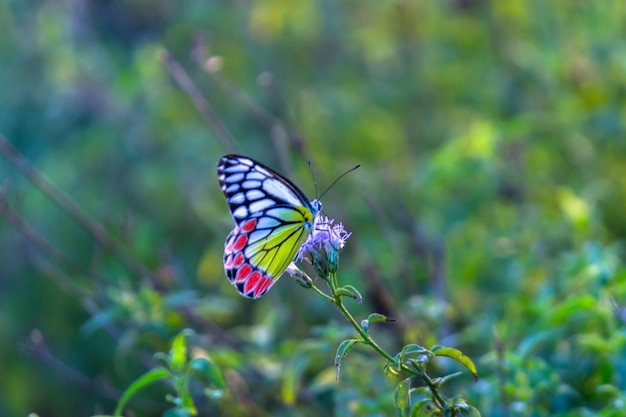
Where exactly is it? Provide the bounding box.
[310,283,335,303]
[328,273,395,364]
[325,272,447,413]
[411,362,447,410]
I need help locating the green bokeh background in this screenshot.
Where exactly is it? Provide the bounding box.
[2,1,626,416]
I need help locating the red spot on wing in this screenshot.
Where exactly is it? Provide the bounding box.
[234,252,245,267]
[235,264,252,283]
[253,275,274,298]
[233,235,248,251]
[244,271,262,294]
[242,219,257,232]
[222,219,283,298]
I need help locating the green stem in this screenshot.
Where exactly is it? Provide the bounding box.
[325,272,447,412]
[411,362,447,411]
[310,283,335,303]
[328,273,395,364]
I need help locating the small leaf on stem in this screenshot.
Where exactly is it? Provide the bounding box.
[432,346,478,381]
[394,377,412,417]
[334,285,362,304]
[335,339,364,380]
[368,312,393,326]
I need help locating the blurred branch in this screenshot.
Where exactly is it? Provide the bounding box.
[159,49,238,153]
[19,329,163,413]
[494,327,509,417]
[396,204,450,338]
[0,191,95,289]
[194,50,308,174]
[28,249,90,301]
[0,134,153,281]
[201,61,281,130]
[269,123,294,175]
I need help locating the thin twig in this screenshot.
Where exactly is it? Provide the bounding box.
[27,249,90,301]
[0,134,153,281]
[19,330,164,413]
[0,191,94,283]
[202,64,281,130]
[310,282,335,303]
[159,49,238,153]
[494,327,509,417]
[196,55,307,174]
[410,361,447,411]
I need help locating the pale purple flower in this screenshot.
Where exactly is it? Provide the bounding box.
[297,216,351,278]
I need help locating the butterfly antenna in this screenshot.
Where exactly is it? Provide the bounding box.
[318,164,360,200]
[308,160,319,199]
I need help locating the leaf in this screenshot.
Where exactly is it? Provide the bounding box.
[362,313,393,335]
[188,357,227,390]
[432,347,478,381]
[457,405,482,417]
[384,362,400,376]
[169,329,195,374]
[113,367,172,416]
[368,312,392,325]
[517,329,562,359]
[163,408,194,417]
[402,344,430,357]
[394,377,412,417]
[397,344,430,371]
[335,339,364,380]
[437,371,463,387]
[178,379,197,416]
[411,398,439,417]
[80,308,120,336]
[334,285,362,303]
[282,352,310,404]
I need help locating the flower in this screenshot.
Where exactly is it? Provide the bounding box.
[286,263,313,289]
[297,216,351,278]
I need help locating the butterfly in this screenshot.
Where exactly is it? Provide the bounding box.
[217,154,322,298]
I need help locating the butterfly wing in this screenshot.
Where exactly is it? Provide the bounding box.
[218,155,319,298]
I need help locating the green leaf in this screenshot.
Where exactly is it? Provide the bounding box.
[362,313,393,335]
[282,352,310,404]
[397,344,431,371]
[411,398,439,417]
[188,357,227,390]
[178,379,197,415]
[517,329,562,359]
[457,405,481,417]
[80,308,120,336]
[169,329,194,374]
[335,339,364,380]
[394,377,412,417]
[402,344,430,357]
[432,346,478,381]
[163,408,194,417]
[334,285,362,303]
[368,312,392,325]
[437,371,463,387]
[113,367,172,416]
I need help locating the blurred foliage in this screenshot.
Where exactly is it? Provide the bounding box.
[1,0,626,416]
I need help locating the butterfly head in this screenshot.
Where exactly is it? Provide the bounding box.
[310,199,322,216]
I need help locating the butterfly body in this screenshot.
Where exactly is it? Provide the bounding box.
[218,155,321,298]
